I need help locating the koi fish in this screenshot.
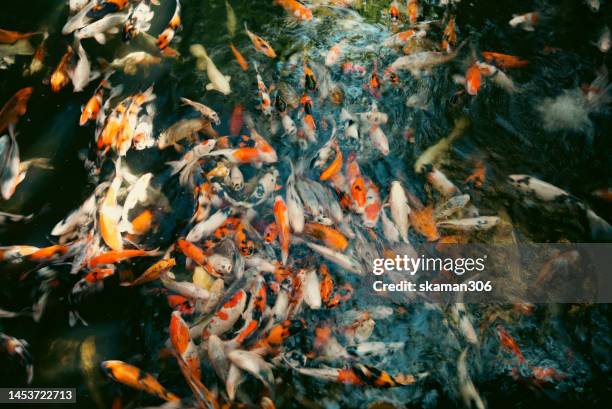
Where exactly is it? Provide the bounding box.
[442,17,456,52]
[437,216,500,231]
[407,0,419,24]
[596,25,610,53]
[190,44,232,95]
[465,63,482,95]
[274,195,290,264]
[229,43,249,71]
[122,1,155,41]
[0,132,20,200]
[425,165,459,197]
[105,51,162,75]
[202,289,247,338]
[161,272,211,300]
[465,161,486,187]
[70,40,92,93]
[409,206,439,241]
[509,12,538,31]
[80,80,106,126]
[303,223,348,251]
[496,325,526,364]
[0,86,32,135]
[157,0,181,50]
[274,0,313,21]
[296,238,362,274]
[225,0,237,37]
[0,29,39,44]
[76,12,130,44]
[0,333,33,384]
[254,61,273,117]
[383,29,426,47]
[123,258,176,286]
[180,97,220,125]
[286,163,305,233]
[391,48,459,77]
[88,248,159,268]
[51,46,74,92]
[101,360,180,402]
[389,181,411,242]
[434,194,470,219]
[228,349,274,388]
[232,277,267,344]
[363,179,382,227]
[229,104,244,135]
[458,349,485,409]
[169,311,201,380]
[346,153,366,213]
[244,22,276,58]
[481,51,529,69]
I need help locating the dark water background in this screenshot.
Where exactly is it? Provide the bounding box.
[1,0,612,408]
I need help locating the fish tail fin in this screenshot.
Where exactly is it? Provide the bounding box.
[586,208,612,240]
[27,158,54,170]
[167,158,187,176]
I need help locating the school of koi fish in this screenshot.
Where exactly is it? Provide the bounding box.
[1,0,611,408]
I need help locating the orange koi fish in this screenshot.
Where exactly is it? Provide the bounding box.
[442,16,456,52]
[408,206,439,241]
[169,311,201,380]
[497,325,526,364]
[177,239,207,265]
[0,87,33,134]
[28,244,70,262]
[229,43,249,71]
[303,223,348,252]
[274,195,290,265]
[157,0,181,50]
[274,0,313,21]
[124,258,176,286]
[129,209,154,235]
[346,153,366,212]
[88,249,158,268]
[407,0,419,24]
[50,46,73,93]
[390,0,400,22]
[167,295,195,315]
[101,360,180,402]
[319,141,343,181]
[244,22,276,58]
[0,28,39,44]
[319,264,334,304]
[79,80,106,126]
[99,174,123,251]
[255,319,305,351]
[465,63,482,96]
[465,160,486,187]
[481,51,529,69]
[363,179,382,228]
[229,104,244,135]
